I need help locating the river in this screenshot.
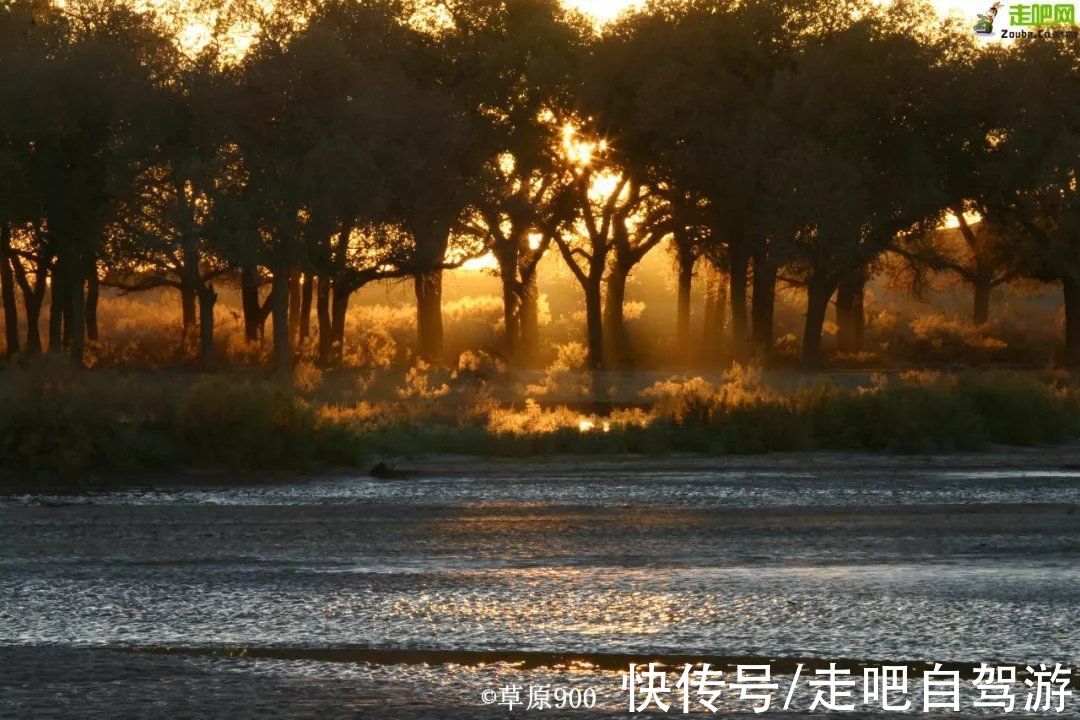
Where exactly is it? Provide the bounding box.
[2,452,1079,717]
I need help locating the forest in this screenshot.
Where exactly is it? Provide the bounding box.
[2,0,1080,480]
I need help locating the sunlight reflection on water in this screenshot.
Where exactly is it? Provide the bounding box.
[2,458,1078,714]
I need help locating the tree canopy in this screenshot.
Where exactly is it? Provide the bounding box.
[1,0,1079,371]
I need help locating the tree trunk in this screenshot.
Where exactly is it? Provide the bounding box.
[973,276,991,326]
[329,281,350,364]
[316,276,332,365]
[0,226,20,357]
[750,251,776,361]
[603,264,630,369]
[12,255,44,355]
[714,275,727,352]
[61,296,70,349]
[498,257,520,364]
[22,284,42,355]
[802,278,835,366]
[518,273,540,368]
[729,246,750,362]
[178,236,201,354]
[701,266,726,364]
[584,282,604,370]
[24,298,42,354]
[835,267,866,354]
[676,253,693,365]
[241,265,262,342]
[1063,275,1080,367]
[414,269,444,363]
[197,283,216,369]
[67,261,86,365]
[288,267,301,342]
[298,272,313,342]
[48,259,64,353]
[180,284,197,348]
[84,264,99,343]
[270,263,291,372]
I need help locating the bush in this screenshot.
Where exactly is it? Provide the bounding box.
[1,363,1079,487]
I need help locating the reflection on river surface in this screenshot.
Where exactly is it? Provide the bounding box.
[2,453,1078,717]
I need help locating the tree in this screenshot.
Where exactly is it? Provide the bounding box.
[909,25,1014,328]
[912,211,1017,325]
[3,0,172,362]
[102,52,232,366]
[388,1,496,363]
[764,10,944,363]
[664,191,710,364]
[277,0,428,365]
[225,0,485,369]
[0,1,68,357]
[550,131,643,371]
[602,178,671,367]
[588,0,838,364]
[444,0,586,366]
[226,0,410,369]
[469,152,572,366]
[975,36,1080,363]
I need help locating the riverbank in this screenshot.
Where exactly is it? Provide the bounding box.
[2,364,1080,490]
[4,445,1080,499]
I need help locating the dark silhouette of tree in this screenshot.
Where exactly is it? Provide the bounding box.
[102,51,233,367]
[765,11,944,364]
[445,0,586,367]
[2,0,172,363]
[974,36,1080,363]
[906,211,1017,326]
[0,3,52,356]
[0,0,1078,375]
[549,132,642,371]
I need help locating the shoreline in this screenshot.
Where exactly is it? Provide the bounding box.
[7,443,1080,497]
[4,369,1079,482]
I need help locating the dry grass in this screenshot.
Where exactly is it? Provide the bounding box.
[2,354,1078,487]
[0,277,1065,371]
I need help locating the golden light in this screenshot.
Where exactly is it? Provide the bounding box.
[131,0,989,61]
[567,0,998,25]
[175,21,211,53]
[562,124,601,167]
[587,171,626,203]
[461,253,500,272]
[943,209,983,229]
[875,0,999,17]
[576,418,612,433]
[409,2,455,34]
[562,0,642,23]
[527,232,544,251]
[497,152,516,176]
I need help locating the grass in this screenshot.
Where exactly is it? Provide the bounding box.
[3,282,1067,372]
[2,360,1080,491]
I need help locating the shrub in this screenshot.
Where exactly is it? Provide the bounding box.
[2,363,1079,487]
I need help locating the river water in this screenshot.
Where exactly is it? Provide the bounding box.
[2,453,1079,718]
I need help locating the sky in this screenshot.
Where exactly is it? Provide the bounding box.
[157,0,1011,62]
[564,0,995,24]
[562,0,643,21]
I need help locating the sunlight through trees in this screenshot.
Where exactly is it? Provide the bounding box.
[0,0,1079,373]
